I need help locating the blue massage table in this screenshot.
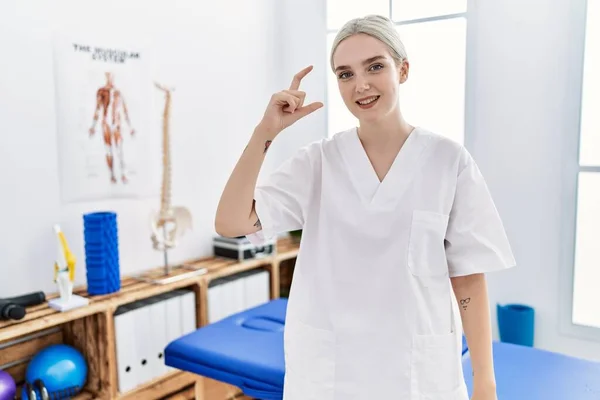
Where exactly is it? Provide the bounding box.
[166,298,600,399]
[462,340,600,399]
[165,298,287,399]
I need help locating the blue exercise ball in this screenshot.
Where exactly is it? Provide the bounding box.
[24,344,87,398]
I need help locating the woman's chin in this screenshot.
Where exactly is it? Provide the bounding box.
[355,110,385,124]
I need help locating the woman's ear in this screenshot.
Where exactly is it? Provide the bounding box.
[399,60,409,84]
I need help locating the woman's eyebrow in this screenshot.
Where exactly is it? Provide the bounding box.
[334,55,386,73]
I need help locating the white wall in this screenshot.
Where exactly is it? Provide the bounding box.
[465,0,600,361]
[0,0,325,297]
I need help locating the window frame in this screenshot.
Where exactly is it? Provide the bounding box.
[559,0,600,342]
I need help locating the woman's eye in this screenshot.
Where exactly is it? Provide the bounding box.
[370,63,384,71]
[338,71,352,79]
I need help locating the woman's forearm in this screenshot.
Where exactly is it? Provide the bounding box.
[451,273,497,389]
[215,124,273,237]
[215,66,322,238]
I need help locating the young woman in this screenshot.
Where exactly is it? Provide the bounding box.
[216,14,515,400]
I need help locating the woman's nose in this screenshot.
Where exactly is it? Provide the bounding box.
[354,76,370,93]
[356,81,370,93]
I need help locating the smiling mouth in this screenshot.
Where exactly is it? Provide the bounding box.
[356,95,380,108]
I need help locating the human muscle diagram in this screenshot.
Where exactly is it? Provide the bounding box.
[53,32,160,202]
[89,72,136,184]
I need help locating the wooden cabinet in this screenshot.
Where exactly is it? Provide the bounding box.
[0,238,298,399]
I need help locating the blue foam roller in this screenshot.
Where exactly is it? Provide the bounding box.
[83,211,120,295]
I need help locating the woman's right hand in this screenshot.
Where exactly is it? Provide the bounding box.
[257,65,324,139]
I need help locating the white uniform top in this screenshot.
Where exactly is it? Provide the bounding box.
[247,126,516,400]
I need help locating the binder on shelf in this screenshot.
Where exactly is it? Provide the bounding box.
[244,269,270,309]
[147,295,169,379]
[114,304,139,394]
[231,274,246,315]
[179,289,197,335]
[208,277,226,324]
[130,299,154,386]
[163,291,183,373]
[114,288,198,391]
[206,269,271,324]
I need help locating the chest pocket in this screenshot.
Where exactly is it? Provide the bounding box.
[407,210,450,280]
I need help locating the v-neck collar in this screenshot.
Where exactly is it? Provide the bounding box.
[337,126,434,210]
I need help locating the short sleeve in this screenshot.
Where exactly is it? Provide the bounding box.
[444,148,516,277]
[246,143,317,246]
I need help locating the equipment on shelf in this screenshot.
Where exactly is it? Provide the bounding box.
[213,235,276,262]
[139,82,197,285]
[83,211,121,295]
[0,370,16,400]
[22,344,87,400]
[49,224,89,312]
[0,291,46,321]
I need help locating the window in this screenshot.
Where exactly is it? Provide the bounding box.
[326,0,468,144]
[572,0,600,330]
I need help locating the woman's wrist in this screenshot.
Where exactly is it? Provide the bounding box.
[254,121,280,141]
[473,373,496,390]
[248,125,276,155]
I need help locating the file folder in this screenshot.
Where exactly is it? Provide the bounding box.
[147,295,169,379]
[206,269,272,325]
[163,291,183,373]
[244,269,270,308]
[208,277,226,323]
[130,299,154,386]
[231,275,246,315]
[115,289,198,391]
[114,303,139,393]
[179,289,197,335]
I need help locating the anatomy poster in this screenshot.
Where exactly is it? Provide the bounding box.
[52,31,161,203]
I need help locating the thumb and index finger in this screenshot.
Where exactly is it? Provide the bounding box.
[287,65,324,119]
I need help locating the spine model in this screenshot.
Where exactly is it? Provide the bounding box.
[150,83,192,253]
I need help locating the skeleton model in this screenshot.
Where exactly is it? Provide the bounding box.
[150,82,193,274]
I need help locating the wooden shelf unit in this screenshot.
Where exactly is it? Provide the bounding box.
[0,237,299,400]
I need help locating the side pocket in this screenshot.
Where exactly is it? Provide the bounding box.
[408,210,450,278]
[283,320,335,400]
[410,332,462,399]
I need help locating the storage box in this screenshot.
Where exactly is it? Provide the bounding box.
[213,236,276,262]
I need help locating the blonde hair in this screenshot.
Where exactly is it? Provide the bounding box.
[329,14,408,72]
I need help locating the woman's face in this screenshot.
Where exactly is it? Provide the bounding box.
[332,33,408,124]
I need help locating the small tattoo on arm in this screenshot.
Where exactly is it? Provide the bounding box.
[264,140,272,154]
[460,297,470,311]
